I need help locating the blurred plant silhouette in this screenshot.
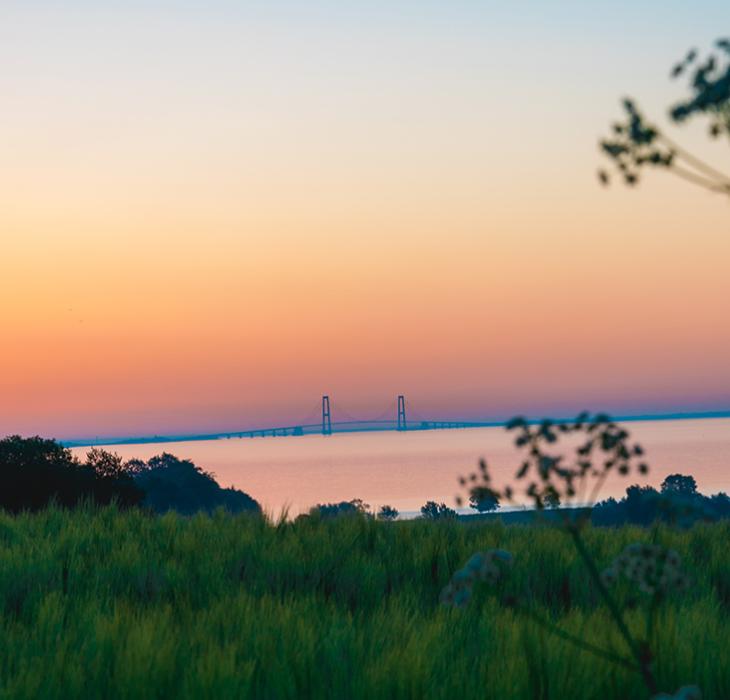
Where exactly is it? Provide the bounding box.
[457,413,647,518]
[599,38,730,196]
[451,414,703,697]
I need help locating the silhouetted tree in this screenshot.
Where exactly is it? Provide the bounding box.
[544,491,561,509]
[309,499,370,519]
[591,496,622,526]
[83,448,142,507]
[624,485,661,526]
[376,505,399,521]
[0,436,142,512]
[592,474,727,526]
[85,447,127,480]
[468,487,500,513]
[0,436,83,511]
[707,492,730,518]
[420,501,457,520]
[124,458,149,475]
[599,38,730,196]
[348,498,370,514]
[661,473,698,496]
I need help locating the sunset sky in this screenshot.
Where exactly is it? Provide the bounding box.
[2,2,730,440]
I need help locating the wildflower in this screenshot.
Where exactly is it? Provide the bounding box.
[440,549,513,607]
[604,543,690,595]
[479,561,501,585]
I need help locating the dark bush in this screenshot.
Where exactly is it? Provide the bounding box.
[132,453,260,516]
[307,499,370,519]
[0,436,142,512]
[377,505,399,521]
[469,488,500,513]
[420,501,457,520]
[592,475,730,526]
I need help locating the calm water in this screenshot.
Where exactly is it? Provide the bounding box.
[72,418,730,516]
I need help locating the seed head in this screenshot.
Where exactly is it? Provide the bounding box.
[608,543,690,595]
[440,549,514,607]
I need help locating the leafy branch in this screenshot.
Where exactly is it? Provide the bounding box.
[599,39,730,197]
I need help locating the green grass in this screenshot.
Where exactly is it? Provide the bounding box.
[0,508,727,699]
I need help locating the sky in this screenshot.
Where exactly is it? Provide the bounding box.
[2,1,730,440]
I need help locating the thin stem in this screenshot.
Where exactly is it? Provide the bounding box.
[568,527,658,694]
[645,526,662,645]
[514,603,637,671]
[586,469,611,509]
[658,133,730,184]
[645,594,659,646]
[574,465,591,510]
[669,164,730,194]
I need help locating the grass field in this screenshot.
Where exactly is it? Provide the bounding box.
[0,507,727,699]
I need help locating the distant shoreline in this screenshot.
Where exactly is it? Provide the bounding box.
[60,409,730,448]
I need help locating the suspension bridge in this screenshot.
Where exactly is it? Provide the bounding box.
[206,395,498,440]
[64,396,503,447]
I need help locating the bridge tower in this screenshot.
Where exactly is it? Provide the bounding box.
[397,395,407,431]
[321,395,332,435]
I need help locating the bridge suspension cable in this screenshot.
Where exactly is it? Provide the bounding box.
[298,400,324,427]
[404,398,429,425]
[328,399,360,423]
[367,400,397,423]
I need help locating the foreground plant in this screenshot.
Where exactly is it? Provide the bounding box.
[439,549,513,607]
[599,38,730,197]
[447,413,700,698]
[602,543,690,595]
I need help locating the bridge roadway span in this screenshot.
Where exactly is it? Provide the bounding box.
[63,419,504,448]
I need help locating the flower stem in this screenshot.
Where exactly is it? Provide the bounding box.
[514,603,637,671]
[568,526,658,694]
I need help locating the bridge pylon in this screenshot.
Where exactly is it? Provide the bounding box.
[397,394,407,431]
[322,395,332,435]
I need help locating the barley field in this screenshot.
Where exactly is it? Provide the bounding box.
[0,507,727,699]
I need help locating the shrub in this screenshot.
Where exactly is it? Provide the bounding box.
[131,453,260,515]
[420,501,457,520]
[0,436,142,512]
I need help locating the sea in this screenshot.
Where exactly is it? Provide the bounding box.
[71,417,730,517]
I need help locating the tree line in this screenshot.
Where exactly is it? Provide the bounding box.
[0,436,260,515]
[305,473,730,526]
